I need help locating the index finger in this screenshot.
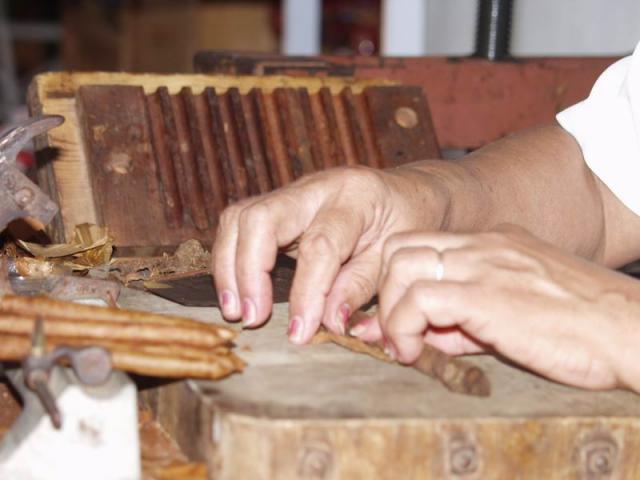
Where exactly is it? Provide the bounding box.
[233,191,315,327]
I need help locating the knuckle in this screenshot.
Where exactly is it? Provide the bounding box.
[406,281,428,304]
[479,230,510,246]
[298,232,338,260]
[238,203,271,229]
[387,249,415,277]
[219,204,241,227]
[339,166,389,194]
[349,271,377,299]
[382,232,409,263]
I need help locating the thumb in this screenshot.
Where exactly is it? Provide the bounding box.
[321,247,381,335]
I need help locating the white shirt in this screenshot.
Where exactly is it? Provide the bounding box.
[557,42,640,215]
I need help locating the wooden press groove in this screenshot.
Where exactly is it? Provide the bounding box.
[297,88,324,171]
[228,88,261,196]
[192,91,227,216]
[157,87,192,227]
[204,87,236,203]
[258,90,292,187]
[170,89,210,230]
[179,87,219,225]
[250,88,280,189]
[240,91,273,194]
[308,91,336,169]
[340,88,369,166]
[286,88,316,176]
[352,90,382,169]
[218,90,250,199]
[144,91,183,228]
[274,88,303,179]
[332,89,358,166]
[318,87,347,166]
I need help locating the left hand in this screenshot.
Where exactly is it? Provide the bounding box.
[352,225,639,391]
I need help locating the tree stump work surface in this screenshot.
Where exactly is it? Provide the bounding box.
[122,288,640,479]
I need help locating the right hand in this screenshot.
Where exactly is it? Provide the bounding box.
[211,165,449,343]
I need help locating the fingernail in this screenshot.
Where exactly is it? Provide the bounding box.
[334,304,350,335]
[242,298,257,327]
[221,290,236,316]
[349,323,366,337]
[288,316,305,344]
[383,339,398,361]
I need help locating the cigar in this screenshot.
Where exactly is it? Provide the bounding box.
[0,313,230,350]
[312,316,491,397]
[0,294,235,340]
[0,332,244,380]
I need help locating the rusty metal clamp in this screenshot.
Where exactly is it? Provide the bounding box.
[22,317,113,429]
[0,115,64,231]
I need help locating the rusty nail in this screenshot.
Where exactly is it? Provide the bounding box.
[394,107,419,129]
[450,441,478,475]
[14,187,33,207]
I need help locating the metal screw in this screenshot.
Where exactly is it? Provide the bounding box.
[450,440,478,475]
[583,438,617,475]
[14,187,34,207]
[298,444,333,479]
[394,107,419,129]
[3,172,16,190]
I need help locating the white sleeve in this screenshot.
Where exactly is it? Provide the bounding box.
[556,42,640,215]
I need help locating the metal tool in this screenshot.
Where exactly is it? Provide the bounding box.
[0,256,121,306]
[0,115,63,231]
[474,0,514,61]
[22,317,113,429]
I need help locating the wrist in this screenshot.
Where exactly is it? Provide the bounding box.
[596,288,640,393]
[386,162,452,231]
[388,160,489,232]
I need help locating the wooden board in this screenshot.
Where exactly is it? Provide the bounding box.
[121,288,640,479]
[28,72,439,248]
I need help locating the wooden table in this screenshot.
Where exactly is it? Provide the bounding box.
[121,288,640,479]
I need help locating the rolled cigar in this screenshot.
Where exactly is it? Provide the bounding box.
[0,294,235,341]
[0,313,230,350]
[312,328,491,397]
[0,333,244,380]
[109,349,244,380]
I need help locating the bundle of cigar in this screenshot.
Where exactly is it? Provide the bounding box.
[0,294,244,380]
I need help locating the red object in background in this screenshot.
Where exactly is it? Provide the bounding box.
[272,0,381,56]
[16,151,35,173]
[322,0,381,56]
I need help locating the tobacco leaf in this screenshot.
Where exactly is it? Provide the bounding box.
[17,223,113,271]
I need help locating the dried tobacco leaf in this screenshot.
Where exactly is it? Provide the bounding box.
[17,223,113,271]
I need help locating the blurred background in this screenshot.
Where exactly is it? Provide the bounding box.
[2,0,640,127]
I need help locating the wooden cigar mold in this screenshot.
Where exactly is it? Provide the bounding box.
[29,73,439,249]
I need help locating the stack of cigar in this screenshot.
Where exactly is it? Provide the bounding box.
[0,294,243,380]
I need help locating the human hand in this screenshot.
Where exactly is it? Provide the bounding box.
[212,165,449,343]
[352,225,638,391]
